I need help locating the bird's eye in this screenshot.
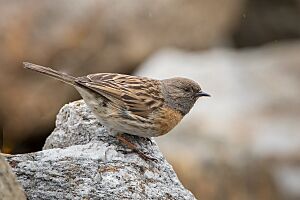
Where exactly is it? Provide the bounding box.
[184,87,191,92]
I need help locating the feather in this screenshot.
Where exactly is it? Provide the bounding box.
[75,73,164,118]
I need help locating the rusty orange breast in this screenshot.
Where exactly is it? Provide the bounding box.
[153,106,183,136]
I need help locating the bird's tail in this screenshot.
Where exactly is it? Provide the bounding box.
[23,62,76,85]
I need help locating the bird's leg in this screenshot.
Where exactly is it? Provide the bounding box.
[116,134,157,162]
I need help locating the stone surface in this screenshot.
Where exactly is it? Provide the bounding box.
[0,154,26,200]
[0,0,243,152]
[6,100,196,200]
[135,41,300,200]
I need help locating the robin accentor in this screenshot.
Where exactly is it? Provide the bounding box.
[24,62,210,160]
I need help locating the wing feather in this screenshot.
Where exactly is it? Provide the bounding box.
[75,73,164,118]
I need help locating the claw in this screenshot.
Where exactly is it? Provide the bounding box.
[116,134,157,162]
[145,137,154,145]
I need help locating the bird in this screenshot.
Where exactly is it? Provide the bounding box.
[23,62,210,160]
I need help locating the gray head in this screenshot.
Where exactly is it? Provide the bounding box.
[161,77,210,115]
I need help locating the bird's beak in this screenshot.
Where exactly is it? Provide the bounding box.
[196,91,211,97]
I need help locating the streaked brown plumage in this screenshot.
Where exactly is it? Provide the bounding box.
[23,62,210,160]
[23,62,210,136]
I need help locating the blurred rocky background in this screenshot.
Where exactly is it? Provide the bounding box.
[1,0,300,199]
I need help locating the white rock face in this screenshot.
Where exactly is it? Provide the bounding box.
[135,42,300,199]
[0,154,26,200]
[6,100,196,200]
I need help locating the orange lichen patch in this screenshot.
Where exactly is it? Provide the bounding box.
[154,106,183,136]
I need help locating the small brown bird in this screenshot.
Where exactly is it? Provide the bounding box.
[24,62,210,160]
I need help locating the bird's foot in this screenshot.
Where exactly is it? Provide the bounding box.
[116,134,157,162]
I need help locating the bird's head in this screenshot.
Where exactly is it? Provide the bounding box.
[162,77,210,115]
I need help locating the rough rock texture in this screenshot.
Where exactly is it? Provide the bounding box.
[6,100,196,200]
[0,0,243,152]
[0,154,26,200]
[135,41,300,200]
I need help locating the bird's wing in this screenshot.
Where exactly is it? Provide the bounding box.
[75,73,164,118]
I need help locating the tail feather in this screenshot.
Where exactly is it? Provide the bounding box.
[23,62,76,85]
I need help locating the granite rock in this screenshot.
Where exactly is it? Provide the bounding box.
[6,100,196,200]
[0,154,26,200]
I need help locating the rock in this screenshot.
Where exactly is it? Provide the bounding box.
[0,0,244,153]
[135,41,300,200]
[6,100,196,200]
[0,154,26,200]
